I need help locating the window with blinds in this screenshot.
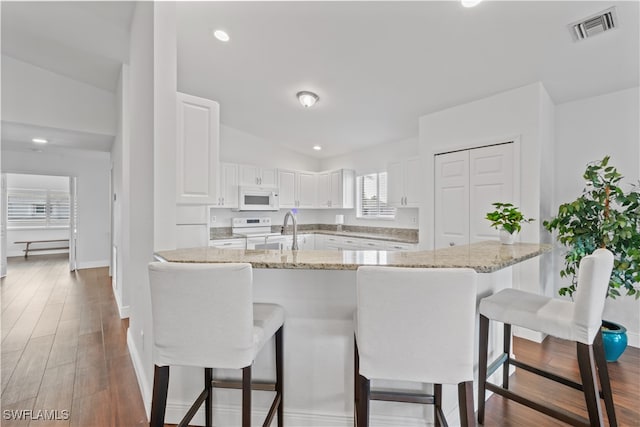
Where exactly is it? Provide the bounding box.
[7,188,71,227]
[356,172,396,219]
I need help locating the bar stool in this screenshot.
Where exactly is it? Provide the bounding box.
[148,262,284,427]
[477,248,616,426]
[354,266,478,427]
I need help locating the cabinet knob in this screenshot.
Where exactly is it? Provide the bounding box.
[449,242,455,246]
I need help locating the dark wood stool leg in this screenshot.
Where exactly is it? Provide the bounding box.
[434,384,443,427]
[242,366,252,427]
[275,327,284,427]
[150,365,170,427]
[503,323,512,389]
[477,314,489,424]
[458,381,475,427]
[577,342,604,427]
[354,338,359,427]
[205,368,213,427]
[357,375,370,427]
[593,331,617,426]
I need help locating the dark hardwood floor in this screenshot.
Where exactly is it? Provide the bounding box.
[2,254,638,426]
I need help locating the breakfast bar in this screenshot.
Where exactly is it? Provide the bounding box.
[154,241,550,426]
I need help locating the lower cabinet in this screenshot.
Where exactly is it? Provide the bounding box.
[315,234,416,251]
[209,238,246,249]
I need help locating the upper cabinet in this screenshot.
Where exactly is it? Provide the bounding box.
[388,157,421,207]
[317,169,355,209]
[239,165,278,187]
[216,162,239,208]
[176,92,220,204]
[278,169,318,209]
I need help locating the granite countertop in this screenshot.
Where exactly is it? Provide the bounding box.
[210,226,419,244]
[155,241,551,273]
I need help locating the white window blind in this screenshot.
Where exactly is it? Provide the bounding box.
[357,172,396,219]
[7,188,70,227]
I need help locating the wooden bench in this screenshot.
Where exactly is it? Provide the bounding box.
[14,239,70,258]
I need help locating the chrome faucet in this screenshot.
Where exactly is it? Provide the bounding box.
[282,211,299,250]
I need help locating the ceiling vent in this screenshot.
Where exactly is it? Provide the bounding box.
[570,7,617,41]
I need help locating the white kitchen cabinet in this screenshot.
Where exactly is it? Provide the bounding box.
[239,165,278,187]
[212,162,239,208]
[314,234,326,250]
[434,143,514,249]
[384,241,417,251]
[283,234,314,250]
[315,169,355,209]
[278,170,317,209]
[388,157,421,207]
[278,169,297,208]
[176,92,220,204]
[209,238,246,249]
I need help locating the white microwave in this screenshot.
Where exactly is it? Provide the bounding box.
[236,186,279,211]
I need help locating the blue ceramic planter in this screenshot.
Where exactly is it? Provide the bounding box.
[601,320,627,362]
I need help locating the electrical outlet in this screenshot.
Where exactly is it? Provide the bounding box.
[210,215,216,223]
[411,217,417,224]
[140,330,144,350]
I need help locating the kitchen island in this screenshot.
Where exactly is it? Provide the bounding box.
[153,242,550,426]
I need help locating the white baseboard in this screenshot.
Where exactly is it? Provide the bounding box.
[77,259,110,269]
[627,331,639,348]
[164,401,433,427]
[127,329,152,419]
[111,284,129,319]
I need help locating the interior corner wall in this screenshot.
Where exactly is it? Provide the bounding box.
[319,136,419,174]
[1,149,110,268]
[111,63,129,317]
[220,125,321,171]
[554,86,640,347]
[1,55,117,136]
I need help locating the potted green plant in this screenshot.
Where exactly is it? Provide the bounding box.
[486,202,534,245]
[543,156,640,361]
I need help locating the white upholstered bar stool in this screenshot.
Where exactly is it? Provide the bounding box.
[477,248,616,427]
[354,266,478,427]
[148,262,284,427]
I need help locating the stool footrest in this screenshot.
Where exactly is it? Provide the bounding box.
[370,390,435,405]
[486,352,509,378]
[212,379,276,392]
[263,393,282,427]
[486,382,590,427]
[177,387,209,427]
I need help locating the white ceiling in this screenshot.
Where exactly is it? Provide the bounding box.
[1,2,637,158]
[176,1,639,159]
[1,121,114,153]
[1,1,134,92]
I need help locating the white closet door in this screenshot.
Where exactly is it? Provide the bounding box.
[469,144,514,243]
[434,151,469,249]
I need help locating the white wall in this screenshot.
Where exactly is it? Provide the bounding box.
[111,64,129,317]
[125,2,158,415]
[6,173,69,257]
[1,55,116,136]
[2,149,110,268]
[220,125,320,172]
[418,82,555,341]
[555,86,640,347]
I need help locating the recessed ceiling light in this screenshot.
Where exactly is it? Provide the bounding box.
[213,30,230,42]
[297,91,319,108]
[461,0,482,7]
[313,145,322,151]
[32,138,48,144]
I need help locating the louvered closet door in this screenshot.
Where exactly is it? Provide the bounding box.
[469,143,514,243]
[434,151,469,249]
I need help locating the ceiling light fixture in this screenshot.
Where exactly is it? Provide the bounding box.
[297,91,319,108]
[313,145,322,151]
[461,0,482,7]
[213,30,230,42]
[32,138,48,144]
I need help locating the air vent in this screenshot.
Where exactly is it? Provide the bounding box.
[570,7,617,41]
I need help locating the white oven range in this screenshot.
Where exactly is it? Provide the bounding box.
[228,217,285,250]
